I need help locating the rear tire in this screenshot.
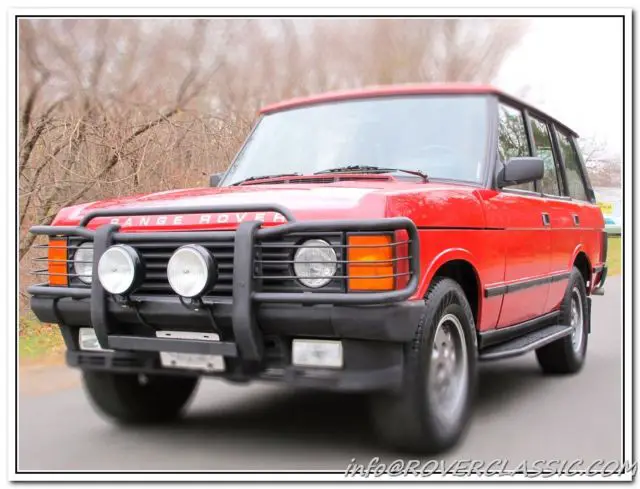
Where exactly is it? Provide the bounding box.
[82,371,199,424]
[536,267,589,374]
[370,277,478,454]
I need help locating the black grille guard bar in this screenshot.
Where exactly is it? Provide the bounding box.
[28,203,420,361]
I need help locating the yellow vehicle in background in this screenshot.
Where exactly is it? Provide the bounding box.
[595,188,621,236]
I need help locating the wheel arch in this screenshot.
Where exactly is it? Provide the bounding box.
[572,247,592,292]
[419,249,482,327]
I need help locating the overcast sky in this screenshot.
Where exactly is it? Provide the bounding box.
[496,17,623,157]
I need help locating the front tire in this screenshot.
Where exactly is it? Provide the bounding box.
[370,277,478,454]
[82,371,199,424]
[536,267,589,374]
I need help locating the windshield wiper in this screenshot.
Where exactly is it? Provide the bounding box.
[230,173,302,186]
[314,165,428,182]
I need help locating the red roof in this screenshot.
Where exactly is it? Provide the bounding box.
[258,83,578,136]
[260,83,500,114]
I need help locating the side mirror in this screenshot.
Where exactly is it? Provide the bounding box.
[209,173,223,187]
[498,157,544,188]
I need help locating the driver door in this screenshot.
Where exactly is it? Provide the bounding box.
[487,103,551,327]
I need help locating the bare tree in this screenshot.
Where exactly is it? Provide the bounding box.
[18,19,229,259]
[578,136,622,188]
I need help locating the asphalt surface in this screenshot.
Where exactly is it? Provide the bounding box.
[18,277,623,472]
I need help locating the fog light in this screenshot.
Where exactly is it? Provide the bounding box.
[292,339,343,368]
[79,327,112,352]
[167,244,216,298]
[97,244,141,295]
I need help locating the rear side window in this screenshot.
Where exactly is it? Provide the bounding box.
[556,129,589,201]
[497,104,534,191]
[530,116,562,196]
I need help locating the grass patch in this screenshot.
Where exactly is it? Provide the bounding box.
[19,314,65,361]
[607,235,621,276]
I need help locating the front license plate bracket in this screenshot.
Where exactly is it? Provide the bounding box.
[155,331,225,372]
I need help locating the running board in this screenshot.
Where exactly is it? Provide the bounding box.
[479,325,573,361]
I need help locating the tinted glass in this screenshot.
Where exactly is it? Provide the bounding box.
[530,116,561,196]
[556,129,588,201]
[223,95,489,185]
[497,104,533,191]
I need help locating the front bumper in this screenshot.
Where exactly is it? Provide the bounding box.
[28,203,422,392]
[32,296,424,392]
[31,295,425,343]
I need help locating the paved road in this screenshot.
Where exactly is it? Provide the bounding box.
[18,277,623,471]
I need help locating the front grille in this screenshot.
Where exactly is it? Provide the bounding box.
[135,240,235,296]
[132,232,344,297]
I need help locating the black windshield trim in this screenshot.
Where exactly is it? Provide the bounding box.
[230,173,302,186]
[314,165,428,182]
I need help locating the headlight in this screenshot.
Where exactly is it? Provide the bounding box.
[293,239,337,288]
[97,245,141,295]
[167,244,216,298]
[73,242,93,284]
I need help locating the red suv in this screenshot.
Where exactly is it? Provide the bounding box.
[28,84,607,453]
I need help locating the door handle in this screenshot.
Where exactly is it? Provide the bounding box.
[542,213,551,226]
[572,214,580,226]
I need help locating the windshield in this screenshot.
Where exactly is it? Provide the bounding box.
[222,95,489,185]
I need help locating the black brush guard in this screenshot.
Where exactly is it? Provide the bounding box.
[27,203,420,363]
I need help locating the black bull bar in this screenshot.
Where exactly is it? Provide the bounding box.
[27,203,420,362]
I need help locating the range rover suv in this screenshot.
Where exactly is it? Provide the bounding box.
[28,84,607,453]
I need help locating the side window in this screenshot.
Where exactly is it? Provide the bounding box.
[530,116,562,196]
[556,129,589,201]
[497,104,534,191]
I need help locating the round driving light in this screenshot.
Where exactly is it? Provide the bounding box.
[167,245,216,298]
[293,239,337,288]
[73,242,94,284]
[97,245,141,295]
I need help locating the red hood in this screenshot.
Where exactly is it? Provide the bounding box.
[53,182,486,231]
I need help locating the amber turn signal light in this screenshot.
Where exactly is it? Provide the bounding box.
[48,238,68,286]
[347,234,395,291]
